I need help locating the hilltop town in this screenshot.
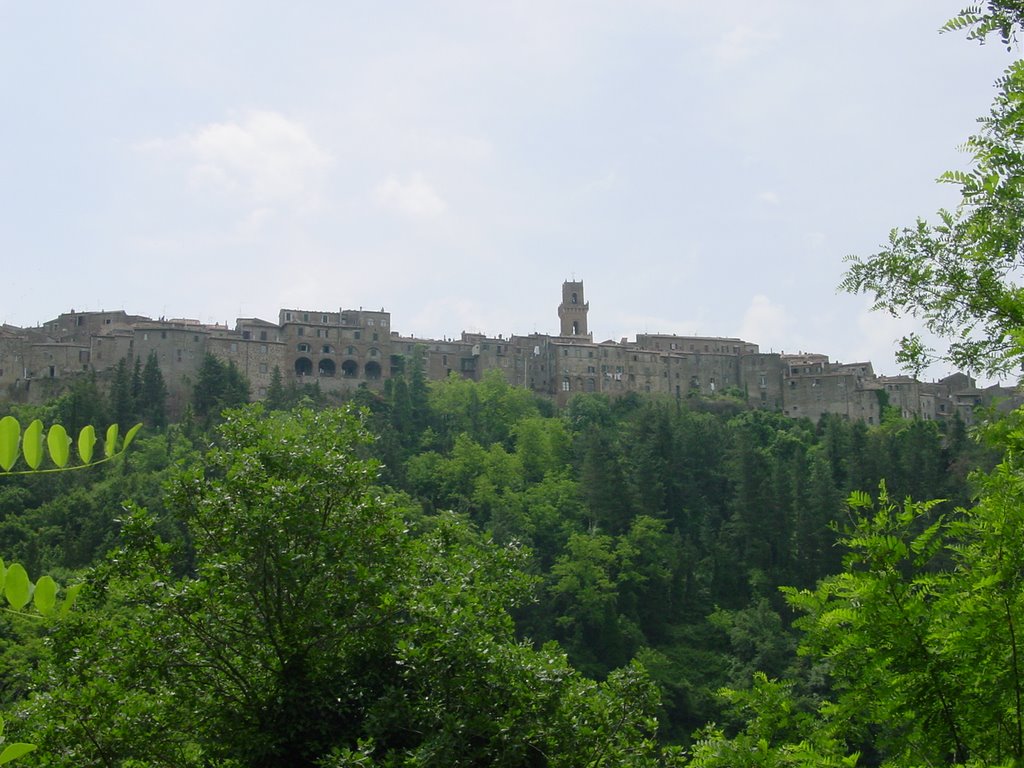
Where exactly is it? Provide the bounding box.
[1,281,1017,424]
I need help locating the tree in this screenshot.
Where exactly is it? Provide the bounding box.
[781,474,1024,767]
[26,405,677,767]
[264,365,286,410]
[139,351,167,428]
[53,373,108,437]
[109,357,136,429]
[192,353,249,424]
[841,6,1024,376]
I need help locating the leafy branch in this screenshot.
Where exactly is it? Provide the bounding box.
[0,416,141,474]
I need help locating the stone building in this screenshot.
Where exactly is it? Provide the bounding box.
[0,280,1013,425]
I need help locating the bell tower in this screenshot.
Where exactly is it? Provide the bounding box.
[558,280,590,338]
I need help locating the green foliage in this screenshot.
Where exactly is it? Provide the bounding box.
[139,351,168,428]
[780,466,1024,767]
[0,561,81,765]
[942,2,1024,47]
[0,416,141,475]
[429,369,541,449]
[0,559,79,619]
[0,716,35,766]
[0,374,996,762]
[191,353,249,424]
[687,673,856,768]
[24,405,675,767]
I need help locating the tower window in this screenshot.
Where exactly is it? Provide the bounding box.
[571,293,578,304]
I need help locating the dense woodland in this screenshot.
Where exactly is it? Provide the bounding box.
[0,349,1007,765]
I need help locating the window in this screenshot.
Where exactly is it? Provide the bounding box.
[322,345,333,354]
[298,343,311,353]
[368,318,375,326]
[259,363,268,374]
[303,313,309,322]
[285,312,292,322]
[260,344,268,353]
[161,331,167,340]
[260,331,267,341]
[354,331,361,340]
[321,314,328,324]
[230,342,238,353]
[562,378,571,391]
[298,327,304,336]
[243,331,251,340]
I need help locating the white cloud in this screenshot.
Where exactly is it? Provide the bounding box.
[758,190,780,205]
[138,110,333,207]
[711,24,779,69]
[739,294,794,351]
[584,170,618,193]
[804,231,826,249]
[373,173,447,219]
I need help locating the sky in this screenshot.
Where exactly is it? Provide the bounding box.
[0,2,1017,382]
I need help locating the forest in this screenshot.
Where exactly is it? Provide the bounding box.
[6,2,1024,765]
[0,346,1011,766]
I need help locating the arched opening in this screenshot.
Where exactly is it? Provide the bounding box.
[571,292,578,304]
[294,357,313,376]
[318,359,336,377]
[572,321,579,335]
[586,378,596,393]
[342,359,358,378]
[365,360,382,380]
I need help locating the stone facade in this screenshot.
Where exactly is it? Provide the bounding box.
[1,281,1015,424]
